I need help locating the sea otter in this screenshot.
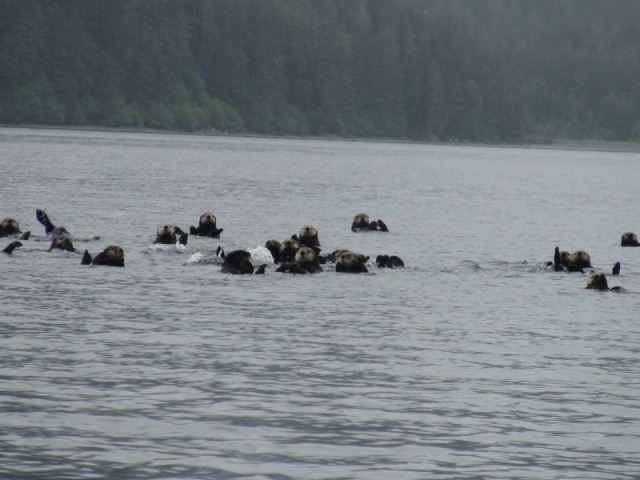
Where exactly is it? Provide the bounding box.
[375,254,405,268]
[553,247,592,273]
[297,225,320,248]
[2,241,22,255]
[154,224,185,244]
[351,213,389,232]
[586,273,623,291]
[48,234,75,252]
[336,250,370,273]
[81,245,125,267]
[279,238,300,264]
[36,209,76,251]
[219,249,266,274]
[621,232,639,247]
[0,218,21,237]
[276,246,323,274]
[189,212,223,238]
[265,239,281,263]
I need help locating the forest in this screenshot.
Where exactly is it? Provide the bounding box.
[1,0,639,143]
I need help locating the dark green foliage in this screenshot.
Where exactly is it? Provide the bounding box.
[0,0,638,142]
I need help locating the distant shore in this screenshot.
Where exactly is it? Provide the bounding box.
[3,124,640,154]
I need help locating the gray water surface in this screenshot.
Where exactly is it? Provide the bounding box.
[1,128,639,479]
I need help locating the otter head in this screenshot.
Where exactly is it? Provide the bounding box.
[569,250,592,270]
[199,212,217,226]
[279,238,300,262]
[621,232,639,247]
[0,218,20,235]
[155,224,183,244]
[338,251,359,267]
[104,245,125,262]
[221,250,254,274]
[157,224,176,236]
[336,250,369,273]
[295,246,317,264]
[586,273,609,291]
[298,224,320,247]
[351,213,370,231]
[265,239,281,263]
[50,234,74,252]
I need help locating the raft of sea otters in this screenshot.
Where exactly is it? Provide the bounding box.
[1,210,638,290]
[1,210,403,274]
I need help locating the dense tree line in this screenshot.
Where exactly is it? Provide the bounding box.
[0,0,638,142]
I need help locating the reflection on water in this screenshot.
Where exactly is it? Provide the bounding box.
[1,127,640,479]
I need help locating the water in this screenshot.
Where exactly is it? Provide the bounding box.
[1,127,639,479]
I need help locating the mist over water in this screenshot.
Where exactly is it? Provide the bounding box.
[1,128,639,479]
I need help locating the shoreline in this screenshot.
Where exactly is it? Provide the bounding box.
[2,123,640,154]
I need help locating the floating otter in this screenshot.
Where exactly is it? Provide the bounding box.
[81,245,125,267]
[0,218,21,237]
[154,224,185,244]
[621,232,639,247]
[36,208,76,251]
[295,246,323,273]
[219,248,266,274]
[553,247,592,273]
[276,246,323,274]
[279,238,300,264]
[297,225,320,248]
[586,273,623,291]
[351,213,389,232]
[48,234,75,252]
[376,254,405,268]
[190,213,223,238]
[2,240,22,255]
[0,218,29,240]
[265,239,281,264]
[336,250,370,273]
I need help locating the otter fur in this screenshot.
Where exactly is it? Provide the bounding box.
[36,209,62,235]
[276,246,323,274]
[297,225,320,248]
[621,232,639,247]
[376,255,405,268]
[155,224,185,244]
[279,238,300,264]
[219,249,266,274]
[586,273,623,291]
[36,209,74,249]
[553,247,592,273]
[190,212,223,238]
[265,239,281,264]
[2,241,22,255]
[336,250,370,273]
[0,218,21,237]
[81,245,125,267]
[48,234,75,252]
[351,213,389,232]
